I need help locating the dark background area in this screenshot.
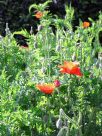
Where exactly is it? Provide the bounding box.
[0,0,102,36]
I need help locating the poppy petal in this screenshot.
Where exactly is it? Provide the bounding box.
[71,67,83,76]
[58,61,83,77]
[36,83,55,94]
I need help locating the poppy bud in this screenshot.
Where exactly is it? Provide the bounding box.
[41,67,46,73]
[54,80,61,87]
[56,45,61,52]
[60,108,64,116]
[98,52,102,61]
[34,42,37,48]
[72,52,76,61]
[56,118,63,129]
[37,25,43,31]
[30,26,33,35]
[5,22,10,35]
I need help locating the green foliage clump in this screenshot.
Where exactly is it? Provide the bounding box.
[0,1,102,136]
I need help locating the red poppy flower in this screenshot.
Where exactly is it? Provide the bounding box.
[58,61,83,76]
[36,83,55,94]
[54,80,61,87]
[35,11,43,19]
[83,21,90,28]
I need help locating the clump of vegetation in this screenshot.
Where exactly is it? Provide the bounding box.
[0,1,102,136]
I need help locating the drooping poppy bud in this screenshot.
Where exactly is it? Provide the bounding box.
[41,67,46,73]
[30,26,33,35]
[34,42,38,49]
[72,52,76,61]
[56,118,63,129]
[54,80,61,87]
[56,45,61,52]
[37,25,43,31]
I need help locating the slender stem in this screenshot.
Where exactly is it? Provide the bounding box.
[78,111,83,136]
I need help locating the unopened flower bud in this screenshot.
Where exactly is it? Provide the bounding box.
[56,118,63,129]
[41,67,46,73]
[5,22,10,35]
[34,42,37,48]
[56,45,61,52]
[60,108,64,116]
[54,80,61,87]
[72,52,76,61]
[98,52,102,61]
[38,25,43,31]
[30,26,33,35]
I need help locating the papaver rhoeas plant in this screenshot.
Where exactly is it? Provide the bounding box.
[35,11,43,19]
[83,21,90,28]
[36,83,56,94]
[58,61,83,76]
